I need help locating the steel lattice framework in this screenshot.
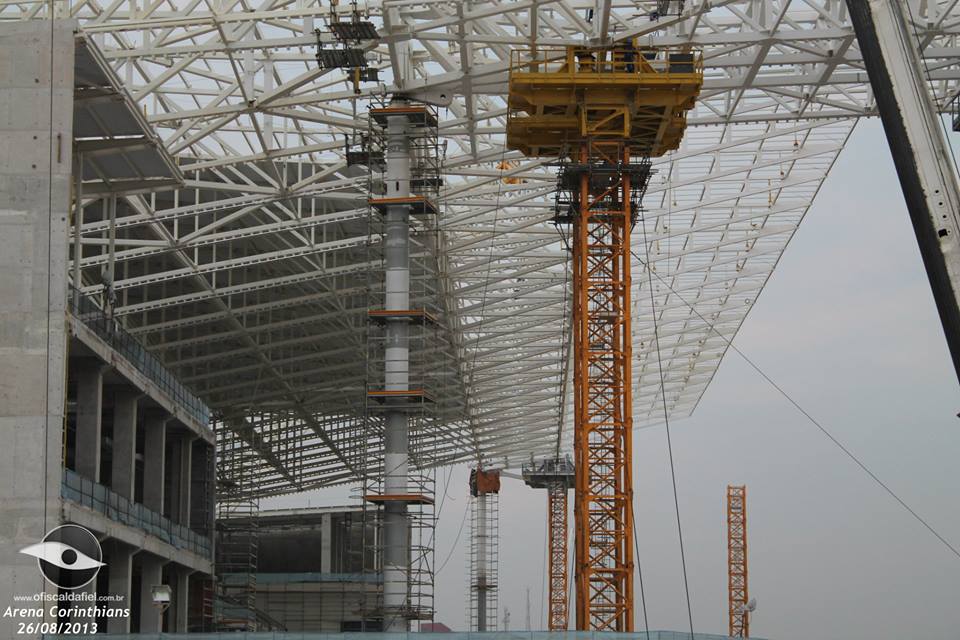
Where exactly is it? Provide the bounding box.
[5,1,959,495]
[727,484,748,638]
[570,142,637,631]
[547,482,570,631]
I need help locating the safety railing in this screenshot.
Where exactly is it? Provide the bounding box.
[62,468,213,558]
[68,284,211,428]
[509,46,703,77]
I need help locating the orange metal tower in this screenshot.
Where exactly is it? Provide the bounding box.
[508,46,702,631]
[727,485,749,637]
[546,484,569,629]
[570,139,637,630]
[523,456,575,630]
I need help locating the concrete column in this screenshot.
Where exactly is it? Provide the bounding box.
[142,413,166,513]
[320,513,332,573]
[71,580,97,625]
[111,388,139,500]
[382,102,412,632]
[74,363,104,481]
[178,436,195,527]
[138,556,165,632]
[174,568,192,632]
[106,543,135,634]
[0,20,74,638]
[165,434,181,520]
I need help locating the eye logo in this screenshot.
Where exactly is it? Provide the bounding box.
[20,524,104,589]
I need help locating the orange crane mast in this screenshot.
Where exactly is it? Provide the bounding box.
[507,46,702,630]
[727,485,749,637]
[523,456,575,630]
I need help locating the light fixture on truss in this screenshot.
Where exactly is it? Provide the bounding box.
[315,0,381,93]
[649,0,685,20]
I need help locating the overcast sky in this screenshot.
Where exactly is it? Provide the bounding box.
[272,118,960,639]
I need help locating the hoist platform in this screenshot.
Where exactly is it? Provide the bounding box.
[506,45,703,158]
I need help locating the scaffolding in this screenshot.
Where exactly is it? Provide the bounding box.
[216,441,261,631]
[358,99,444,630]
[191,442,216,631]
[232,509,379,632]
[467,468,500,631]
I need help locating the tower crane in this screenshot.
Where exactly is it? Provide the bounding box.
[506,44,702,630]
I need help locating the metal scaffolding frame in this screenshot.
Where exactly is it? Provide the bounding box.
[2,2,959,495]
[359,101,444,630]
[467,468,500,632]
[216,445,261,631]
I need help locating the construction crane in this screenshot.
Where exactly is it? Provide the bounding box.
[506,45,702,630]
[522,456,575,630]
[727,485,750,637]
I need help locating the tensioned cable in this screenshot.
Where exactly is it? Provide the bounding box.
[465,145,509,459]
[425,462,456,552]
[629,248,960,562]
[555,257,573,457]
[540,501,548,629]
[637,211,696,638]
[436,492,471,574]
[631,507,651,636]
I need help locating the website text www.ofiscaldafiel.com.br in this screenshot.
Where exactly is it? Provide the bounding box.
[5,524,130,635]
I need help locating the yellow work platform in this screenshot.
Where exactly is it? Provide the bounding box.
[506,45,703,158]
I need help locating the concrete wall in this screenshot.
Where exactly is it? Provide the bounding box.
[0,18,75,636]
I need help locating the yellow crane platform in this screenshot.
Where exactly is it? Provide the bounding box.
[506,45,703,158]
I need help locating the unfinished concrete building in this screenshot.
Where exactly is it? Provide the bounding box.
[0,21,214,636]
[2,1,960,638]
[217,506,380,632]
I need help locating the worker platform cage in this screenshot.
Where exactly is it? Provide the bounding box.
[353,99,450,628]
[551,141,653,230]
[215,442,261,631]
[506,45,703,160]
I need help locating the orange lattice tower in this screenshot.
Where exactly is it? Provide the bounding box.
[523,456,575,630]
[507,45,702,630]
[727,485,749,637]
